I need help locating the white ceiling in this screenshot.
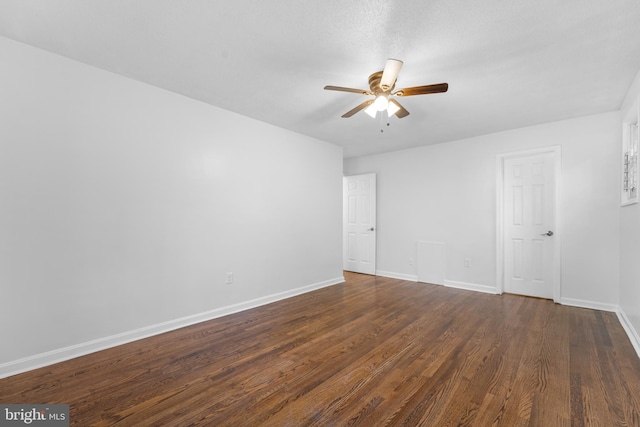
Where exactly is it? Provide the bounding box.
[1,1,640,158]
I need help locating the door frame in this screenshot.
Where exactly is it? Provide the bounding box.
[496,146,562,302]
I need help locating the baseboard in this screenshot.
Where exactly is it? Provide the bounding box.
[616,307,640,358]
[444,280,499,294]
[0,276,345,380]
[374,271,500,296]
[375,270,418,282]
[560,297,618,312]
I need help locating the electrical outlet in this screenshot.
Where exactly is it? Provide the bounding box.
[464,258,471,268]
[226,272,233,285]
[408,257,414,266]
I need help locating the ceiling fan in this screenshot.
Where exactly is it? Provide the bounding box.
[324,59,448,119]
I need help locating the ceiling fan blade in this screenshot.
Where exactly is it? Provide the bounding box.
[389,99,410,118]
[324,85,372,95]
[342,99,374,118]
[393,83,448,97]
[380,59,403,91]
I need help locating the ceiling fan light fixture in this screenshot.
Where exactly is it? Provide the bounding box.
[374,94,389,111]
[364,103,378,118]
[387,101,400,116]
[365,97,401,118]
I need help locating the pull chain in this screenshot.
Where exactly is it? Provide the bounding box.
[379,110,390,133]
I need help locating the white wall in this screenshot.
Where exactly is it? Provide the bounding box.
[0,37,343,375]
[619,68,640,351]
[345,112,621,308]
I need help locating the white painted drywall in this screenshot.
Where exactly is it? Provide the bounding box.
[619,68,640,342]
[0,37,343,367]
[345,112,620,307]
[417,241,446,285]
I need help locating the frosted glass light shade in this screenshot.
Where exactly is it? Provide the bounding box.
[364,104,377,118]
[374,95,388,111]
[387,100,400,116]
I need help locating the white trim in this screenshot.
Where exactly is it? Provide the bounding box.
[560,297,618,313]
[0,276,345,380]
[496,146,562,302]
[620,95,640,206]
[375,270,418,282]
[616,307,640,358]
[376,271,498,296]
[444,280,499,294]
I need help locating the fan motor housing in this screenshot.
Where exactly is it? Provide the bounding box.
[368,71,395,94]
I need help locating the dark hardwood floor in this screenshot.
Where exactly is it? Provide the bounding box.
[2,272,640,426]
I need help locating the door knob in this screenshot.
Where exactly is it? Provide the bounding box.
[541,230,554,236]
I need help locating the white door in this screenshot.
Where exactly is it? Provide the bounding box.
[503,151,557,299]
[343,174,376,275]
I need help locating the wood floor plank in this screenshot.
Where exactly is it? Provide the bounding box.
[2,272,640,426]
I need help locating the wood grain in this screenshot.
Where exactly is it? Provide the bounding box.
[2,272,640,426]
